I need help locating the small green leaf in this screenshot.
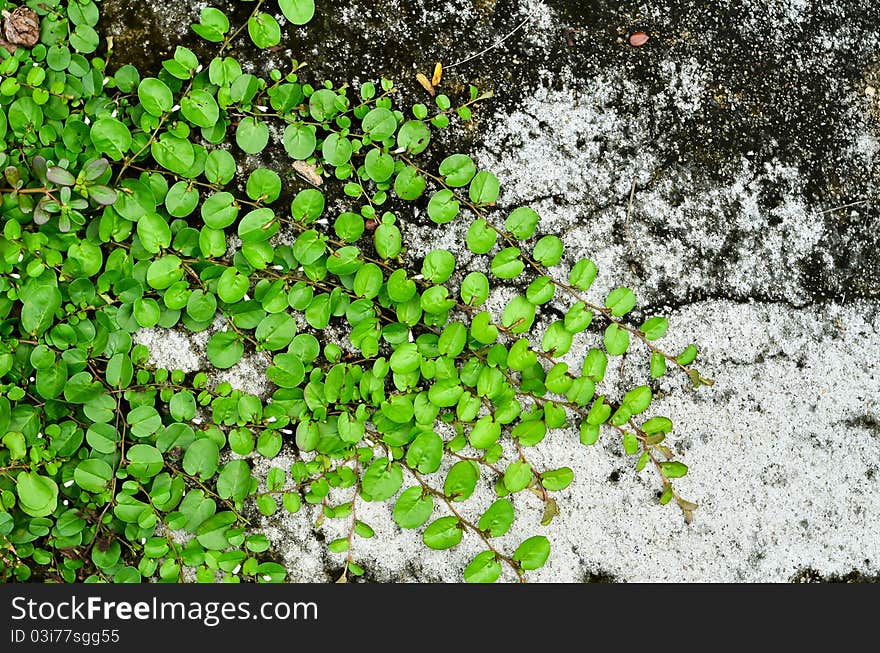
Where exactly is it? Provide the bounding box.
[605,287,637,317]
[423,516,462,550]
[604,324,630,356]
[393,487,434,529]
[464,551,501,583]
[469,171,500,205]
[503,461,532,493]
[478,499,514,537]
[513,535,551,571]
[661,461,688,478]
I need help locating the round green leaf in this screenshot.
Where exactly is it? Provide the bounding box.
[183,438,221,480]
[439,154,476,187]
[90,118,131,160]
[464,551,502,583]
[16,472,58,517]
[279,0,315,25]
[236,117,269,154]
[513,535,551,571]
[74,459,113,493]
[427,189,460,224]
[444,460,478,501]
[423,516,463,550]
[479,499,515,537]
[362,459,403,501]
[469,171,500,205]
[397,120,430,154]
[207,331,244,369]
[362,107,397,140]
[138,78,173,116]
[393,487,433,529]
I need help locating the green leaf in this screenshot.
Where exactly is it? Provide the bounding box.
[423,516,463,550]
[20,285,62,335]
[540,467,574,491]
[569,258,598,290]
[676,344,698,366]
[279,0,315,24]
[236,117,269,154]
[291,189,325,223]
[181,89,220,128]
[138,78,173,116]
[444,460,478,501]
[461,271,490,306]
[248,13,281,48]
[206,331,244,369]
[469,171,500,205]
[322,133,353,167]
[622,385,652,414]
[393,487,433,529]
[397,120,430,154]
[362,107,397,140]
[283,123,317,159]
[512,420,546,447]
[533,235,563,266]
[205,150,237,185]
[217,459,252,501]
[406,431,443,473]
[293,229,326,264]
[661,461,688,478]
[137,212,171,253]
[238,208,278,242]
[364,149,394,182]
[542,321,573,356]
[196,511,237,550]
[362,459,403,501]
[183,438,220,480]
[491,247,524,279]
[16,472,59,517]
[427,190,460,224]
[502,295,536,334]
[74,459,113,493]
[126,444,164,479]
[478,499,514,537]
[505,206,539,239]
[640,316,669,340]
[90,118,132,160]
[642,416,673,435]
[464,551,502,583]
[394,166,426,200]
[468,416,501,449]
[605,287,637,317]
[513,535,551,570]
[374,222,402,258]
[503,461,532,493]
[604,324,630,356]
[217,267,250,303]
[439,154,476,187]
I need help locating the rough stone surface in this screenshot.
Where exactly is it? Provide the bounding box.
[115,0,880,581]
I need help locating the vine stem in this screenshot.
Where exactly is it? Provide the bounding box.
[407,466,526,583]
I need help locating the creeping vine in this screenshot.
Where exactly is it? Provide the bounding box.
[0,0,710,583]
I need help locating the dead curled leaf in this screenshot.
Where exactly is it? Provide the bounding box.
[2,7,40,49]
[292,160,322,187]
[432,62,443,87]
[415,72,435,96]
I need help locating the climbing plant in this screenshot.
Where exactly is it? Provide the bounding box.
[0,0,710,583]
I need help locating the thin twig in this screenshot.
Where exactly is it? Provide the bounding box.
[817,199,870,214]
[445,17,530,69]
[625,179,636,256]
